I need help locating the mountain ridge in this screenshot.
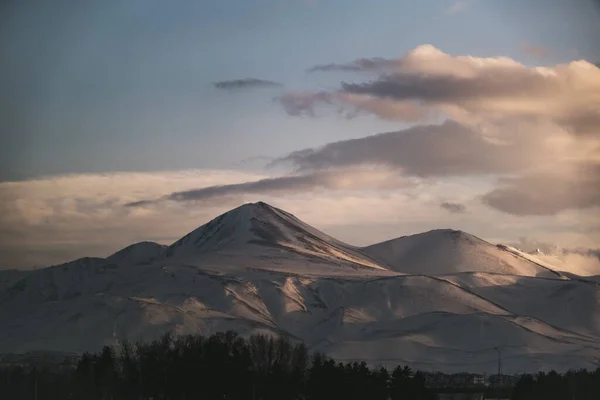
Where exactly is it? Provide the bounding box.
[1,201,599,374]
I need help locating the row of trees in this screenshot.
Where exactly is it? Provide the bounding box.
[2,330,600,399]
[0,331,433,400]
[512,369,600,400]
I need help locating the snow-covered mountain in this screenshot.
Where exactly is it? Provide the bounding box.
[159,201,386,275]
[1,202,599,374]
[362,229,563,278]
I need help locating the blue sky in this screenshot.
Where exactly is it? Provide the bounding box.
[2,0,599,180]
[1,0,599,268]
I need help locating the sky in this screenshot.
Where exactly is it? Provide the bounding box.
[1,0,600,269]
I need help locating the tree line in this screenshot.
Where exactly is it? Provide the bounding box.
[512,369,600,400]
[0,331,433,400]
[1,330,599,399]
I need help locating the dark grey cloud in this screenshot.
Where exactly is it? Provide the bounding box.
[340,70,554,103]
[168,175,323,202]
[307,58,397,73]
[440,202,466,214]
[125,170,412,207]
[124,199,155,208]
[305,48,555,104]
[559,110,600,136]
[274,92,334,117]
[214,78,282,90]
[481,163,600,215]
[271,120,544,177]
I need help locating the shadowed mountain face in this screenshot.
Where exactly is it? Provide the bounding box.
[106,241,167,266]
[0,202,599,374]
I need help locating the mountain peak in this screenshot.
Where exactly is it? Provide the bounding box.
[161,201,300,257]
[362,228,559,277]
[159,202,385,271]
[221,201,279,219]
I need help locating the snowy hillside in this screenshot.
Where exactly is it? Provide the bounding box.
[0,202,599,374]
[362,229,563,278]
[105,241,167,266]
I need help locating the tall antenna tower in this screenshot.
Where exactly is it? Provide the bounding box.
[494,347,502,375]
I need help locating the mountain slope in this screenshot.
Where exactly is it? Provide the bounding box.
[0,202,598,374]
[362,229,562,278]
[1,264,598,373]
[443,272,600,339]
[160,202,388,276]
[106,241,167,266]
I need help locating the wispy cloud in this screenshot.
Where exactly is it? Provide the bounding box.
[307,58,398,73]
[126,168,417,207]
[274,92,334,117]
[272,119,575,177]
[481,163,600,216]
[441,202,467,213]
[509,237,600,276]
[214,78,282,90]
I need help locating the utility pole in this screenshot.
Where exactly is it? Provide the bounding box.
[494,347,502,376]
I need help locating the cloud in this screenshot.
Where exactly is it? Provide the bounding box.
[4,45,600,268]
[0,170,264,268]
[441,202,466,213]
[272,119,580,177]
[214,78,282,90]
[307,58,398,73]
[273,45,600,216]
[508,237,600,276]
[2,170,598,269]
[272,117,599,215]
[231,156,275,168]
[274,92,334,117]
[520,43,551,57]
[481,162,600,215]
[280,45,600,137]
[276,91,434,121]
[127,167,416,207]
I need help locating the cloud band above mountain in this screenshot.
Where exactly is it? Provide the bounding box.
[126,168,416,207]
[271,45,600,216]
[270,119,599,215]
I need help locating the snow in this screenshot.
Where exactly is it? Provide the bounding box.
[160,202,388,275]
[0,202,599,374]
[105,241,167,266]
[362,229,562,278]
